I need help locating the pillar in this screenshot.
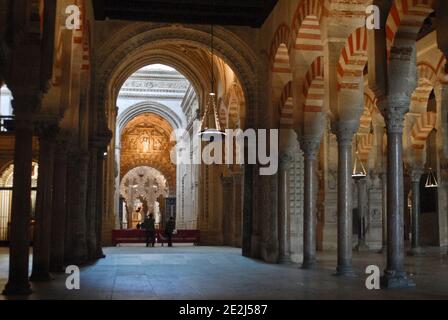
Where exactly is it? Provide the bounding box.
[381,100,415,288]
[408,167,424,256]
[356,178,369,251]
[30,123,58,281]
[86,147,98,261]
[49,137,68,272]
[335,126,356,277]
[242,164,253,257]
[2,95,37,295]
[278,155,291,263]
[65,150,89,265]
[301,138,320,269]
[95,149,106,259]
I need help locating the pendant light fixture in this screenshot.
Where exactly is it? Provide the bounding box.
[425,133,438,188]
[352,134,367,180]
[198,3,226,142]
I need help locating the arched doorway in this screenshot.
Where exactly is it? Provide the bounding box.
[120,166,169,229]
[0,162,38,242]
[96,26,251,248]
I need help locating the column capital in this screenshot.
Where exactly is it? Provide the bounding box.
[380,97,409,134]
[10,90,42,114]
[335,124,356,146]
[410,166,424,183]
[279,152,294,166]
[300,137,321,160]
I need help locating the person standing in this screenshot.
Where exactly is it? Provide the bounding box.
[165,217,176,247]
[142,213,156,247]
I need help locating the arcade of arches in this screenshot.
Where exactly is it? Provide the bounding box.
[0,0,448,297]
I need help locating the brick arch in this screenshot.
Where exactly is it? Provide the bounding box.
[303,56,324,113]
[337,27,368,90]
[385,0,435,58]
[269,23,292,68]
[410,111,436,150]
[291,0,323,54]
[358,134,375,162]
[410,62,438,113]
[278,81,294,128]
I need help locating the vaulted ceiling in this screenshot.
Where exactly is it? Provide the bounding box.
[92,0,279,27]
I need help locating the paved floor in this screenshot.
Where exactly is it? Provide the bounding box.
[0,245,447,300]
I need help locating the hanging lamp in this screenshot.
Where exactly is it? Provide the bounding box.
[198,13,226,142]
[352,134,367,180]
[424,132,439,188]
[425,167,438,188]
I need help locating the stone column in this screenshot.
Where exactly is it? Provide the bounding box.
[408,167,424,256]
[2,95,37,295]
[95,150,106,259]
[356,178,369,251]
[382,101,415,288]
[86,147,98,261]
[278,155,291,263]
[381,172,388,252]
[65,150,89,265]
[301,138,320,269]
[49,137,68,272]
[242,164,254,257]
[30,123,58,281]
[335,126,356,276]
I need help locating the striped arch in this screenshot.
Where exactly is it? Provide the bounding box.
[385,0,434,58]
[269,24,291,68]
[278,81,294,128]
[303,56,324,113]
[291,0,323,54]
[337,27,368,90]
[358,134,374,162]
[410,111,436,150]
[410,62,438,113]
[359,94,374,134]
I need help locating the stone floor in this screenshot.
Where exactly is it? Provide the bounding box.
[0,245,447,300]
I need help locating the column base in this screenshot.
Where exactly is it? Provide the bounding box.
[335,265,357,277]
[279,255,293,264]
[301,259,316,269]
[407,247,426,257]
[377,245,387,254]
[381,270,416,289]
[2,281,33,296]
[29,272,53,282]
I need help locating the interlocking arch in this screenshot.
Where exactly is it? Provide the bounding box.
[386,0,435,57]
[337,27,368,90]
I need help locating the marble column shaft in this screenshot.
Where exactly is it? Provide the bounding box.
[30,124,57,281]
[336,128,355,276]
[95,151,106,259]
[301,139,320,269]
[49,141,68,272]
[242,164,254,257]
[278,156,291,263]
[86,148,98,260]
[356,178,369,250]
[65,151,89,265]
[3,97,36,295]
[410,168,423,251]
[382,102,415,287]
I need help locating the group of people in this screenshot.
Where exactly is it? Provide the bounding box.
[139,214,176,247]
